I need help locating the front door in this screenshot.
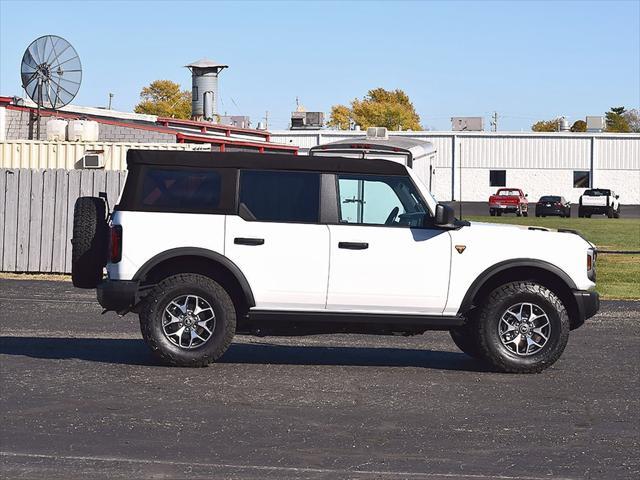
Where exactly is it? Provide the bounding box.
[224,169,329,310]
[327,174,451,314]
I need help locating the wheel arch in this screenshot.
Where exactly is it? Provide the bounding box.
[133,248,256,316]
[458,259,582,329]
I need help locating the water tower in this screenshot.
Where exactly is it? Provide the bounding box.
[185,58,228,121]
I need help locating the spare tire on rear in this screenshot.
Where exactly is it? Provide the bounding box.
[71,196,108,288]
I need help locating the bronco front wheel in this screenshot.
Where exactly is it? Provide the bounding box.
[473,281,570,373]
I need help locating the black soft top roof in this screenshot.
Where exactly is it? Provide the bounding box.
[126,149,407,176]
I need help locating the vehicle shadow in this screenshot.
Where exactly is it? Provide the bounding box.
[0,336,493,372]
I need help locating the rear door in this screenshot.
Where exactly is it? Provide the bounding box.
[224,169,330,310]
[326,174,451,314]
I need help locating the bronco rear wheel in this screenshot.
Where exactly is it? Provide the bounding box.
[139,274,236,367]
[473,281,570,373]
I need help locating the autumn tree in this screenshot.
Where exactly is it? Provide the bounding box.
[328,105,352,130]
[531,118,560,132]
[570,120,587,132]
[134,80,191,119]
[605,106,631,133]
[328,88,422,131]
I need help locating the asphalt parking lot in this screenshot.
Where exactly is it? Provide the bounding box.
[0,279,638,480]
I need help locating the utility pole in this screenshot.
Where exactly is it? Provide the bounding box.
[108,93,114,110]
[264,111,269,130]
[490,111,498,132]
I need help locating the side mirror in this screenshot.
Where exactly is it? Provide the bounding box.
[525,193,529,198]
[434,203,454,226]
[616,195,620,199]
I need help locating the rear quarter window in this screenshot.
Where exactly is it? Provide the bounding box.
[141,169,221,209]
[118,166,236,213]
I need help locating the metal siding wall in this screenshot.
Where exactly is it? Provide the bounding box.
[595,137,640,170]
[0,141,203,170]
[1,168,127,273]
[458,136,591,169]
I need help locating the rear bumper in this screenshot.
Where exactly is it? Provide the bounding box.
[490,204,524,212]
[536,206,567,216]
[571,289,600,329]
[97,279,139,313]
[580,205,608,213]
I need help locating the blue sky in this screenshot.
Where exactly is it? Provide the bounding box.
[1,0,638,131]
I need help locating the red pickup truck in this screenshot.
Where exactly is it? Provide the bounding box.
[489,188,529,216]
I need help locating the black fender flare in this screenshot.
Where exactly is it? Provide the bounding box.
[133,247,256,307]
[457,259,577,315]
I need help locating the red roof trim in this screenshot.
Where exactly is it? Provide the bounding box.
[175,132,297,151]
[157,117,271,140]
[4,104,296,152]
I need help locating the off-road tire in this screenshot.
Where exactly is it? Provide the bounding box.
[578,207,584,218]
[139,274,236,367]
[473,281,570,373]
[496,210,502,217]
[71,196,108,288]
[449,322,482,359]
[607,206,614,218]
[614,207,620,219]
[522,211,528,217]
[490,209,496,217]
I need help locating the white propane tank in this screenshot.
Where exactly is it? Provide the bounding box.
[46,118,68,141]
[67,120,100,141]
[67,120,85,141]
[84,120,99,141]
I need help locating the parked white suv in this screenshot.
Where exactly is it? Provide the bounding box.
[72,150,599,373]
[578,188,621,218]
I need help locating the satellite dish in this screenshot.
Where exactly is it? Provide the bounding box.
[21,35,82,110]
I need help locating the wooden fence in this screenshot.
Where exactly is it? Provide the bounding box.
[1,169,126,273]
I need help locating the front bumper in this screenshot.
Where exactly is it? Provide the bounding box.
[97,279,139,313]
[571,289,600,329]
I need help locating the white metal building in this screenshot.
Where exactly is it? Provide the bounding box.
[269,130,640,204]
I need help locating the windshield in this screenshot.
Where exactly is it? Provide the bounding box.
[539,196,560,202]
[406,167,438,214]
[584,189,610,196]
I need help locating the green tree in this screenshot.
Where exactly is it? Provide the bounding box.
[605,106,631,133]
[570,120,587,132]
[328,88,422,131]
[531,118,560,132]
[134,80,191,119]
[622,109,640,133]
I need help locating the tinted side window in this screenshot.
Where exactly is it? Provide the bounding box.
[141,168,221,209]
[239,170,320,223]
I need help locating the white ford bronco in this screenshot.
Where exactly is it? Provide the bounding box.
[578,188,621,218]
[72,150,599,373]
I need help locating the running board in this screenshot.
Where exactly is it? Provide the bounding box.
[247,310,465,330]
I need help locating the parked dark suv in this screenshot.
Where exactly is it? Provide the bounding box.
[535,196,571,217]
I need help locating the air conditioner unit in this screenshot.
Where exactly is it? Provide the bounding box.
[366,127,388,139]
[82,151,104,169]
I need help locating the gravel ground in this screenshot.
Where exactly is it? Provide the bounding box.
[0,279,638,480]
